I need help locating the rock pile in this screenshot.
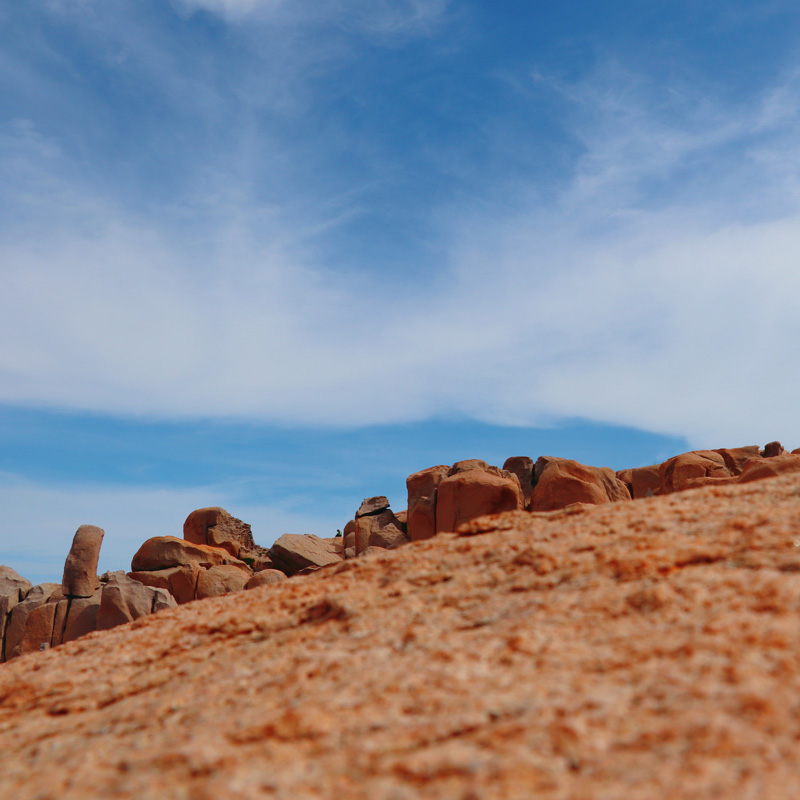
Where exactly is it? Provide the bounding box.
[3,439,800,663]
[5,468,800,798]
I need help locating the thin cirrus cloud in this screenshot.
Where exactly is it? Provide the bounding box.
[1,4,800,449]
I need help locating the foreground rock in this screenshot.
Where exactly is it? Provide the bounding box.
[3,472,800,797]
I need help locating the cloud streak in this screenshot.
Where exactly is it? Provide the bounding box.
[2,5,800,449]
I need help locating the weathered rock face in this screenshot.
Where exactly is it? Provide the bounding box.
[762,440,786,458]
[61,525,104,598]
[739,453,800,483]
[353,510,407,555]
[616,464,661,499]
[96,573,176,631]
[503,456,534,507]
[531,457,631,512]
[714,445,761,474]
[128,566,199,605]
[183,507,270,567]
[195,565,251,600]
[269,534,344,576]
[3,583,61,661]
[0,566,32,656]
[5,473,800,799]
[436,469,523,533]
[658,450,734,493]
[406,465,449,542]
[356,497,390,518]
[131,537,250,573]
[62,592,102,644]
[244,569,287,590]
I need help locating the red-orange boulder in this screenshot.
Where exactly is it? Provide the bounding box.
[739,453,800,484]
[406,465,449,542]
[531,457,631,512]
[131,537,250,573]
[658,450,734,494]
[436,470,523,533]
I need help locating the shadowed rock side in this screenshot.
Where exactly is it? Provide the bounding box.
[3,472,800,798]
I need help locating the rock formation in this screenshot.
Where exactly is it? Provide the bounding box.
[3,469,800,797]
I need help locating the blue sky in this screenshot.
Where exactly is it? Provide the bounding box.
[2,0,800,583]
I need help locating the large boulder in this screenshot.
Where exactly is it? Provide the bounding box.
[739,453,800,484]
[96,573,176,631]
[503,456,534,507]
[268,534,344,577]
[658,451,735,494]
[3,583,61,662]
[356,497,390,518]
[244,570,288,590]
[62,525,104,598]
[616,465,661,499]
[353,510,407,555]
[128,566,199,605]
[62,591,102,644]
[436,470,524,533]
[183,507,270,566]
[714,446,761,475]
[195,565,251,600]
[0,566,32,653]
[406,465,449,542]
[531,457,631,512]
[131,537,250,573]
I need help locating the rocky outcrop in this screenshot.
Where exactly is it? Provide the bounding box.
[739,453,800,483]
[3,583,62,661]
[503,456,534,507]
[436,469,524,533]
[0,567,32,660]
[530,456,631,512]
[268,534,344,576]
[6,470,800,799]
[62,525,104,598]
[658,450,736,493]
[97,572,176,631]
[616,464,661,499]
[129,537,251,604]
[183,507,272,568]
[406,465,449,542]
[244,569,288,590]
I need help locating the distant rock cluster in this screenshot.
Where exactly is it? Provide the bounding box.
[2,440,799,662]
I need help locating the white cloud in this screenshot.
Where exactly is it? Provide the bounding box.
[0,476,339,586]
[3,45,800,450]
[172,0,450,35]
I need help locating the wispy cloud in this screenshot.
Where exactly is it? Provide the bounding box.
[2,5,800,449]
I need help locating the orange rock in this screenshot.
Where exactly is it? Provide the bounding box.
[244,570,287,590]
[503,456,534,507]
[739,453,800,483]
[17,601,58,657]
[61,525,104,598]
[269,534,344,576]
[62,591,101,644]
[131,536,250,573]
[128,566,199,605]
[406,465,449,541]
[436,469,523,533]
[3,583,61,661]
[195,565,251,600]
[658,450,732,494]
[0,566,31,652]
[616,464,661,499]
[5,473,800,798]
[354,511,406,555]
[762,440,786,458]
[356,497,390,517]
[531,457,630,511]
[96,573,176,631]
[183,507,270,566]
[714,445,761,474]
